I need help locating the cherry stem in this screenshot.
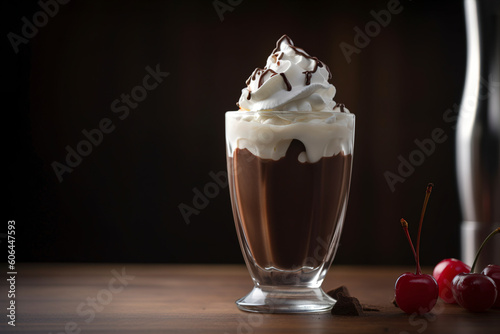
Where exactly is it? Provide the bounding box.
[401,219,420,274]
[470,227,500,273]
[416,183,433,276]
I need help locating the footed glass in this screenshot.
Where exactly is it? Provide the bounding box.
[226,111,355,313]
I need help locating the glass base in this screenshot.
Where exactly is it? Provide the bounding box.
[236,286,336,313]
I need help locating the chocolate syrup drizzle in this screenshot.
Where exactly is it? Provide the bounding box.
[259,69,278,88]
[245,35,331,99]
[334,103,346,113]
[246,67,291,94]
[273,35,332,84]
[279,73,292,91]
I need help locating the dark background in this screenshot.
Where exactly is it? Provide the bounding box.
[5,0,469,266]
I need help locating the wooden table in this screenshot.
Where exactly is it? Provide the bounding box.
[1,264,498,333]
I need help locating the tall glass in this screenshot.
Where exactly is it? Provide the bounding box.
[226,110,355,313]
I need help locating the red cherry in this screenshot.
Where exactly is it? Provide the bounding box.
[394,183,438,315]
[481,264,500,308]
[451,273,497,312]
[433,258,470,303]
[395,273,439,315]
[451,227,499,312]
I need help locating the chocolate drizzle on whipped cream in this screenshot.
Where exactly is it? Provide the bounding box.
[238,35,346,112]
[272,35,332,85]
[246,67,291,96]
[335,103,346,113]
[279,73,292,91]
[244,35,330,100]
[303,59,330,85]
[258,69,277,88]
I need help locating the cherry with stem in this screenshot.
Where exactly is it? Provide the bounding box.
[452,227,499,312]
[395,183,439,315]
[470,227,499,274]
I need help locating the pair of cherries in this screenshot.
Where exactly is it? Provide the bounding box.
[433,228,500,312]
[394,184,499,314]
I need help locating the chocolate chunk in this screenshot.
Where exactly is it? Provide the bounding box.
[328,286,380,315]
[327,285,351,300]
[331,295,363,316]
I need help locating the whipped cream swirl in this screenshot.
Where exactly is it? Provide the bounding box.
[238,35,345,112]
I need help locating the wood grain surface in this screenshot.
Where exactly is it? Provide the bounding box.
[1,264,499,333]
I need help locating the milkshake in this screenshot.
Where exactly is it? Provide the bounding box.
[226,35,355,313]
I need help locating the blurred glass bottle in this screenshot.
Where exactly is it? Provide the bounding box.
[457,0,500,269]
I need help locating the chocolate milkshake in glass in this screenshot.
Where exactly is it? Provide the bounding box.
[226,35,355,313]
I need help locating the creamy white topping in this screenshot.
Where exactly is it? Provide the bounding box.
[229,35,354,162]
[238,35,342,112]
[226,112,355,162]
